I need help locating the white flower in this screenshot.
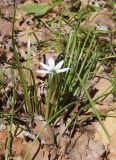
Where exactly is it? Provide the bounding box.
[36,58,69,74]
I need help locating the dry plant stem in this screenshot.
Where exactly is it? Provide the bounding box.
[12,5,32,114]
[112,68,116,97]
[5,69,15,160]
[5,126,12,160]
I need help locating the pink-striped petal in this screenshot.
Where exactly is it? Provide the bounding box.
[48,58,55,69]
[55,60,64,70]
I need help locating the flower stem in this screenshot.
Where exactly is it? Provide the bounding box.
[45,73,59,120]
[45,76,53,120]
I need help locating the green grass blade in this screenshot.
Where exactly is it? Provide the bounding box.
[77,74,110,140]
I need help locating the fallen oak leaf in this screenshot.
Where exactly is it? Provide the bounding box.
[33,114,55,145]
[68,132,105,160]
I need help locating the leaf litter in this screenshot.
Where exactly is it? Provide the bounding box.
[0,0,116,159]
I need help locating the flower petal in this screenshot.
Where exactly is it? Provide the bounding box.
[56,68,69,73]
[55,60,64,70]
[39,62,50,71]
[36,70,50,74]
[48,58,55,69]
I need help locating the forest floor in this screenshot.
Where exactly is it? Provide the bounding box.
[0,0,116,160]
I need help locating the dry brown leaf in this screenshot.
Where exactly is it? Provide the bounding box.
[108,132,116,160]
[0,6,14,18]
[86,139,105,160]
[81,8,115,31]
[93,76,112,102]
[13,155,23,160]
[89,9,115,30]
[59,136,70,157]
[68,132,105,160]
[94,111,116,147]
[0,18,12,37]
[23,140,58,160]
[12,137,25,155]
[23,140,46,160]
[0,132,25,157]
[57,119,70,143]
[68,133,88,160]
[0,131,8,143]
[33,114,55,145]
[0,131,7,156]
[88,102,116,115]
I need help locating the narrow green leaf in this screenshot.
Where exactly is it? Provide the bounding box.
[22,3,52,16]
[77,75,110,140]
